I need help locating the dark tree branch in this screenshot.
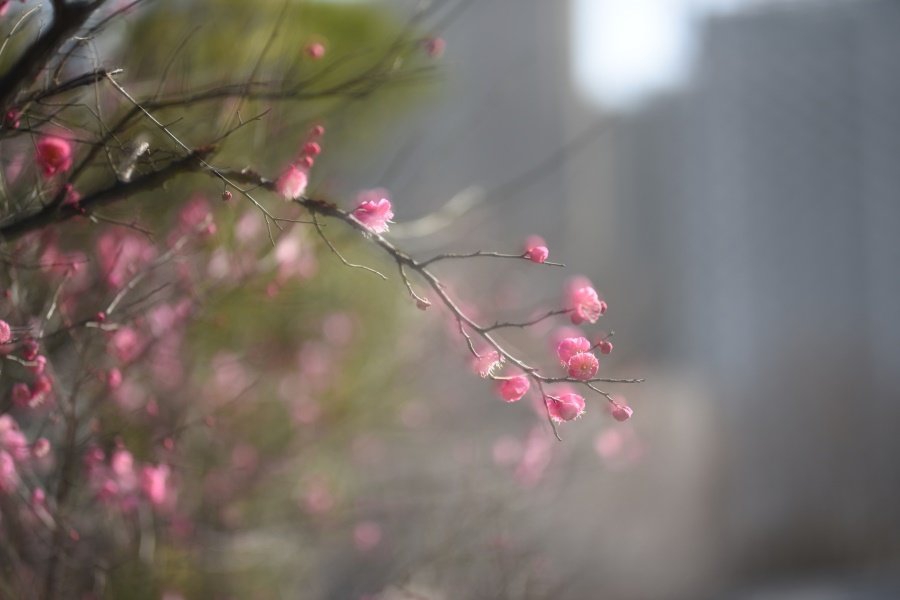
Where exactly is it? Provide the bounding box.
[0,149,212,240]
[0,1,101,111]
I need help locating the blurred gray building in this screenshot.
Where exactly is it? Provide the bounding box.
[563,0,900,593]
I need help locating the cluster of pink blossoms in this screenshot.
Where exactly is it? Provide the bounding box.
[276,125,325,201]
[485,271,633,424]
[2,328,54,409]
[0,414,47,493]
[88,445,173,513]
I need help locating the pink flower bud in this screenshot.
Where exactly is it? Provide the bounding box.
[0,319,10,344]
[305,42,325,60]
[598,340,613,355]
[309,125,325,137]
[221,190,233,202]
[21,339,38,361]
[4,109,20,129]
[524,236,549,263]
[302,142,321,157]
[496,375,530,403]
[611,403,633,422]
[423,37,446,58]
[299,155,314,169]
[566,352,599,380]
[107,368,123,390]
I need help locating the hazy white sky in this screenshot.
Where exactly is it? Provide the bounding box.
[571,0,750,108]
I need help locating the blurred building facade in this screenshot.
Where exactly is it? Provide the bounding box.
[564,0,900,594]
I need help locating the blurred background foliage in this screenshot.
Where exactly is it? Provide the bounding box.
[1,1,450,597]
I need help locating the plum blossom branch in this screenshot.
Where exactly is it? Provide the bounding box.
[419,250,565,268]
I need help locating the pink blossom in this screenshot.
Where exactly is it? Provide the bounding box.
[611,402,633,422]
[545,392,586,423]
[107,368,123,389]
[0,319,10,344]
[4,108,20,129]
[556,336,590,366]
[352,190,394,234]
[566,277,606,324]
[423,37,446,58]
[275,164,308,200]
[496,375,530,403]
[96,230,156,288]
[32,438,50,458]
[0,451,17,492]
[567,352,599,380]
[0,415,28,461]
[176,195,214,235]
[305,42,325,60]
[110,327,143,364]
[11,383,30,407]
[472,350,503,378]
[353,521,382,552]
[29,375,52,407]
[309,124,325,137]
[524,236,549,263]
[140,464,170,507]
[21,339,38,361]
[111,448,137,494]
[35,135,72,177]
[29,354,46,375]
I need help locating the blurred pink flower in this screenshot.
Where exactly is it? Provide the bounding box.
[0,451,17,492]
[141,464,171,507]
[35,135,72,177]
[353,521,382,552]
